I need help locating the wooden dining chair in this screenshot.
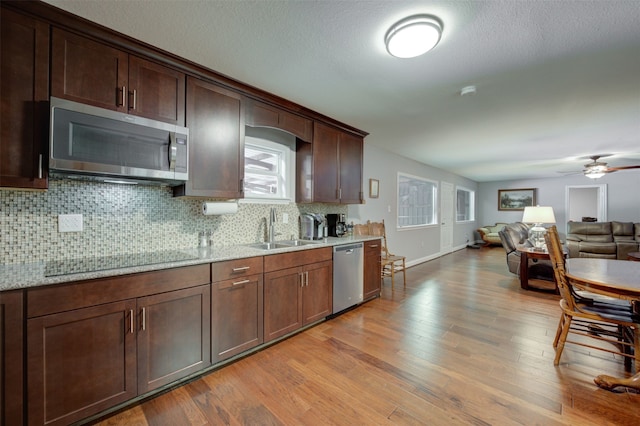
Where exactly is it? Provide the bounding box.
[352,223,370,237]
[544,226,640,372]
[368,220,406,288]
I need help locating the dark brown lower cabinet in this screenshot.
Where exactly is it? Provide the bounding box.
[137,285,211,393]
[264,252,332,343]
[26,265,211,426]
[363,239,382,301]
[27,300,138,426]
[212,274,264,362]
[0,290,24,426]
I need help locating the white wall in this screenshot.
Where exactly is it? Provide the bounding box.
[477,171,640,239]
[349,144,479,267]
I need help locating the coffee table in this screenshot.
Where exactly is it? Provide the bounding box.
[516,247,557,293]
[627,251,640,261]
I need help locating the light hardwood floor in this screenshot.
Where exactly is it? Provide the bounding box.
[93,247,640,425]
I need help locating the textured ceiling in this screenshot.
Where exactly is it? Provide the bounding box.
[43,0,640,182]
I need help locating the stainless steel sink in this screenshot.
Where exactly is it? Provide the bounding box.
[276,239,324,247]
[246,242,281,250]
[246,239,321,250]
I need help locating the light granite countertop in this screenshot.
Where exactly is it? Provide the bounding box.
[0,236,379,291]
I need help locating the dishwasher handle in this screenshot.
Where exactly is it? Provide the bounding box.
[333,242,363,253]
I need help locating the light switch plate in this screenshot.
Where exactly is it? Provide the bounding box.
[59,214,83,232]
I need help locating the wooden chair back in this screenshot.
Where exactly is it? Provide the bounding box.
[352,223,370,236]
[544,226,577,311]
[368,220,392,258]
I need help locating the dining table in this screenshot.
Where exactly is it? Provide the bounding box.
[565,258,640,391]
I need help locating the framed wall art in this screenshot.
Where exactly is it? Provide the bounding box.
[369,179,379,198]
[498,188,536,211]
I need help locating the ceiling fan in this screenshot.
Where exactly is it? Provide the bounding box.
[581,155,640,179]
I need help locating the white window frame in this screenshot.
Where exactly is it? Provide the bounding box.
[397,172,438,229]
[241,131,295,204]
[456,186,475,223]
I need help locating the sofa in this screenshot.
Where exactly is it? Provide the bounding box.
[477,223,508,246]
[498,222,554,280]
[566,221,640,260]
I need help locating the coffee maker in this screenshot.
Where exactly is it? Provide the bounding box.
[300,213,326,240]
[326,213,347,237]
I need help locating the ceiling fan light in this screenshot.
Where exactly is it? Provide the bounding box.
[585,170,605,179]
[385,15,442,58]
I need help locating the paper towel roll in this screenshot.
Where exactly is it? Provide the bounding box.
[202,202,238,215]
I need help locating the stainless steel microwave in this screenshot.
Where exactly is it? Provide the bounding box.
[49,97,188,185]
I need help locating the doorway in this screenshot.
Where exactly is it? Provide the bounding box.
[565,184,607,223]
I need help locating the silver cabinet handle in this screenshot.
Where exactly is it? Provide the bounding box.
[38,154,43,179]
[232,279,250,286]
[305,271,309,287]
[129,309,134,334]
[369,244,379,248]
[119,86,126,106]
[232,266,250,272]
[141,307,146,331]
[300,272,304,288]
[131,89,137,110]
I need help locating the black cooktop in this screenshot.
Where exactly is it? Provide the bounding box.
[44,250,198,277]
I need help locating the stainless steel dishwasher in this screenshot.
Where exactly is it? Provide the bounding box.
[333,242,364,314]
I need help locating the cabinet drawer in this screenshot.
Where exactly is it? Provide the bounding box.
[27,264,210,318]
[212,256,263,282]
[264,247,332,273]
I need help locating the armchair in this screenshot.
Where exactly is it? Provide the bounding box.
[498,222,554,280]
[477,223,508,246]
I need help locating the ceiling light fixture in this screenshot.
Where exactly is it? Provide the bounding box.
[385,15,443,58]
[584,169,606,179]
[460,85,477,96]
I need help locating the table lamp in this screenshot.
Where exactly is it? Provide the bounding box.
[522,206,556,251]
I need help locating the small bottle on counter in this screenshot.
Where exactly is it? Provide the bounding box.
[207,230,214,247]
[199,231,208,248]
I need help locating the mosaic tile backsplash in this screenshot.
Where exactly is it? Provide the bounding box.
[0,178,347,265]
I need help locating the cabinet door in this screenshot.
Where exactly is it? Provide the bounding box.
[247,100,313,143]
[264,266,302,342]
[339,132,364,204]
[302,260,333,325]
[312,122,340,203]
[363,239,382,301]
[51,28,128,111]
[137,285,211,394]
[174,77,244,198]
[0,290,24,426]
[128,55,185,125]
[0,8,49,189]
[212,274,264,362]
[28,300,137,426]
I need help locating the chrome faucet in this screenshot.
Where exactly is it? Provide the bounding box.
[268,207,276,243]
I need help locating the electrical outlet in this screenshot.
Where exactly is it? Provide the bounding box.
[282,213,289,224]
[59,214,83,232]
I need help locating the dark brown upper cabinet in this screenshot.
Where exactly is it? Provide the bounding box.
[0,7,49,190]
[173,77,245,199]
[245,99,313,143]
[297,122,363,204]
[51,28,185,126]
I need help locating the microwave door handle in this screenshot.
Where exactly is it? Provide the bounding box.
[168,133,177,171]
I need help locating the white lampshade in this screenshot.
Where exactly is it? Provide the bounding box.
[522,206,556,224]
[385,15,443,58]
[522,206,555,251]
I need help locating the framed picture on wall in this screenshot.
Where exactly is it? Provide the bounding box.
[498,188,536,211]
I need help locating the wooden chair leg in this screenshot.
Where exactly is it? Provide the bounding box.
[390,264,395,288]
[554,314,572,366]
[553,313,565,348]
[401,259,406,287]
[633,327,640,374]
